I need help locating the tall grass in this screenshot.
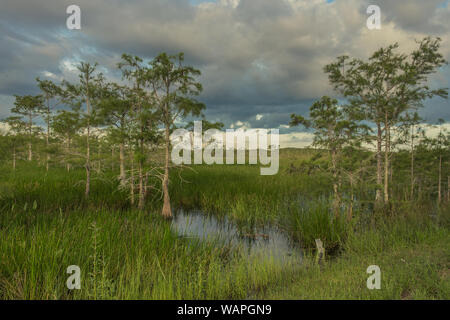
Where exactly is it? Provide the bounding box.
[0,163,304,299]
[0,207,304,299]
[0,149,448,299]
[284,197,351,251]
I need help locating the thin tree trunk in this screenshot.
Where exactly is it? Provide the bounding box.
[137,83,145,210]
[410,126,415,200]
[85,90,91,198]
[138,156,144,210]
[137,136,144,209]
[28,113,32,161]
[119,143,126,186]
[130,150,135,206]
[46,98,50,171]
[66,137,71,172]
[161,124,172,219]
[438,154,442,204]
[376,122,382,203]
[384,117,390,204]
[144,172,150,198]
[331,148,340,218]
[390,154,393,197]
[85,127,90,197]
[13,145,16,171]
[348,176,354,222]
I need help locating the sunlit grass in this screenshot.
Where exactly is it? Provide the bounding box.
[0,149,448,299]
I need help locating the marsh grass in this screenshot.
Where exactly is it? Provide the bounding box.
[283,197,351,252]
[0,149,448,299]
[0,206,304,299]
[0,163,303,299]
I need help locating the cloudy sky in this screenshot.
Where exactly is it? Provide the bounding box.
[0,0,449,147]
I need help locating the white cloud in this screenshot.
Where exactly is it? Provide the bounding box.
[279,132,314,148]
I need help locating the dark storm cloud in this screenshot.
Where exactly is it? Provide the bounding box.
[0,24,59,95]
[0,0,448,139]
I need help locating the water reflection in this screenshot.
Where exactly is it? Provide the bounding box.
[171,209,302,264]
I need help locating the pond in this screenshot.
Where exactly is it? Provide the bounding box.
[171,209,303,264]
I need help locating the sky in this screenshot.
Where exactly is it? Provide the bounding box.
[0,0,449,147]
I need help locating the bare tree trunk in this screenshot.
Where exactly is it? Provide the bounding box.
[438,154,442,204]
[28,113,32,161]
[66,137,71,172]
[138,156,144,210]
[376,122,382,203]
[331,148,340,218]
[130,151,135,206]
[137,136,145,209]
[85,94,91,198]
[390,154,393,197]
[410,126,415,200]
[119,143,126,186]
[348,175,354,222]
[13,145,16,171]
[384,118,390,204]
[144,172,150,198]
[137,85,145,210]
[161,125,172,219]
[46,99,50,171]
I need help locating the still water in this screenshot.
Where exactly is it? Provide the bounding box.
[171,209,302,264]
